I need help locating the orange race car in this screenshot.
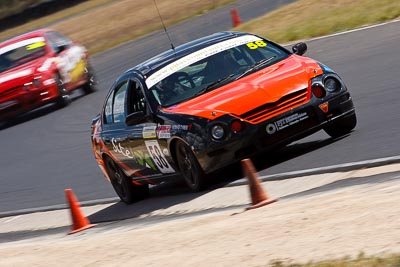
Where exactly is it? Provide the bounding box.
[0,29,96,122]
[91,31,356,203]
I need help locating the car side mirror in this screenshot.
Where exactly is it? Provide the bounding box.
[125,111,146,126]
[292,42,307,55]
[55,43,68,54]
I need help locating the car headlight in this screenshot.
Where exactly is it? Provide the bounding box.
[211,124,225,140]
[23,76,42,90]
[324,77,340,93]
[33,76,42,87]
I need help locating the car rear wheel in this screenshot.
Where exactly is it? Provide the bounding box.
[104,157,149,204]
[175,141,208,191]
[55,73,71,108]
[324,112,357,138]
[82,65,97,94]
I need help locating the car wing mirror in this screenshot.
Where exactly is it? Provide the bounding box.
[125,111,146,126]
[292,42,307,55]
[55,43,68,54]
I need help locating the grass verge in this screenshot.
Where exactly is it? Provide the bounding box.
[270,252,400,266]
[235,0,400,43]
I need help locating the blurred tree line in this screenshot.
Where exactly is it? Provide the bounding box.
[0,0,47,19]
[0,0,87,31]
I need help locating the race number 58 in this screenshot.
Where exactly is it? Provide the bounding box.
[145,140,175,173]
[246,40,267,49]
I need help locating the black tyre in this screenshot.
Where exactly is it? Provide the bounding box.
[0,119,10,129]
[104,157,149,204]
[82,65,97,94]
[324,112,357,138]
[55,73,71,108]
[175,141,207,191]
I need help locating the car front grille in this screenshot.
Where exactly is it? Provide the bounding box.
[0,86,20,98]
[239,88,309,124]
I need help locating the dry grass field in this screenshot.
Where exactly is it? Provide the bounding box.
[1,0,399,54]
[236,0,400,43]
[0,0,233,54]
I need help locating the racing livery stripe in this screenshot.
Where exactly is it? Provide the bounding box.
[0,37,45,54]
[0,69,32,84]
[145,35,262,89]
[98,138,155,184]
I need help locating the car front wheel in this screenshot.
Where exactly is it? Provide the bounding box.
[175,141,208,192]
[104,156,149,204]
[82,65,97,94]
[324,112,357,138]
[55,73,71,108]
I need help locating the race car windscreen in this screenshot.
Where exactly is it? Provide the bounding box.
[147,35,289,107]
[0,37,46,73]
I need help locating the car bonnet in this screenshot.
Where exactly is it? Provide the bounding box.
[162,55,323,121]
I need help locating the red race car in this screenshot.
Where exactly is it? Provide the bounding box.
[0,29,96,122]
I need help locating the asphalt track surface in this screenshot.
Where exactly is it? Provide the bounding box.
[1,0,400,215]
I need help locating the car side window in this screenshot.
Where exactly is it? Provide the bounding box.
[128,80,146,114]
[113,82,129,123]
[104,90,114,124]
[103,81,129,124]
[46,31,72,53]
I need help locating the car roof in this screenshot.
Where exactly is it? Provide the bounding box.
[0,29,53,48]
[131,31,250,76]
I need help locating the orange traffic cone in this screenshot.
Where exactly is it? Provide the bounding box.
[65,189,96,234]
[231,8,242,27]
[241,159,278,210]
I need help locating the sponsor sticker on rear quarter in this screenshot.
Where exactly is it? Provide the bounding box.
[157,125,171,139]
[143,126,157,139]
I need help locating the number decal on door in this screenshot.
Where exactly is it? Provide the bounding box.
[145,140,175,173]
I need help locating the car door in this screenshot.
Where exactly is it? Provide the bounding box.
[101,78,176,181]
[100,79,132,175]
[124,77,177,178]
[46,31,87,87]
